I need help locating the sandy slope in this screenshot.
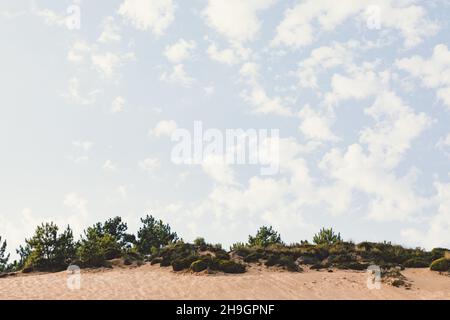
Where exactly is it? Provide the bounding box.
[0,264,449,300]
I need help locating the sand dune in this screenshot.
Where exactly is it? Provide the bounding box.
[0,264,449,300]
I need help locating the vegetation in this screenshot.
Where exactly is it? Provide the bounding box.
[248,226,283,247]
[0,220,448,277]
[22,223,76,272]
[313,228,342,245]
[430,257,449,272]
[0,236,10,273]
[135,215,179,255]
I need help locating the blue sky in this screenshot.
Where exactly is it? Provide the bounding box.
[1,0,450,257]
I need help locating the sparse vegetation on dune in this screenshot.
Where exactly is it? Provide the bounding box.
[0,220,449,280]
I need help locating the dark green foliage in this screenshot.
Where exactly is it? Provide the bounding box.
[150,257,162,265]
[77,226,121,267]
[0,236,10,273]
[430,258,449,272]
[172,255,199,272]
[193,237,206,247]
[404,258,429,268]
[278,256,300,272]
[190,260,208,272]
[217,260,246,274]
[22,223,76,272]
[313,228,342,245]
[248,226,282,247]
[336,262,369,271]
[264,254,281,267]
[431,248,448,261]
[135,215,179,254]
[95,216,136,248]
[243,252,263,263]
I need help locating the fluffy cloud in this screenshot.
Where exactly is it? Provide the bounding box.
[98,16,121,43]
[298,105,338,142]
[118,0,175,35]
[239,63,293,116]
[203,0,275,43]
[111,96,126,113]
[151,120,178,137]
[139,158,161,173]
[164,39,196,63]
[402,180,450,248]
[396,44,450,109]
[272,0,437,49]
[202,155,237,186]
[320,91,432,220]
[160,64,195,87]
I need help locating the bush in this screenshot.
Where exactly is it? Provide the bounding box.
[313,228,342,245]
[135,215,178,254]
[404,258,429,268]
[430,258,449,272]
[191,260,208,272]
[150,257,162,265]
[22,223,76,272]
[217,260,246,274]
[0,236,9,273]
[243,252,262,263]
[265,254,280,267]
[248,226,283,247]
[193,237,206,247]
[172,255,199,272]
[278,256,300,272]
[77,227,121,268]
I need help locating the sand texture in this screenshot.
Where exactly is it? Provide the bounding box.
[0,264,449,300]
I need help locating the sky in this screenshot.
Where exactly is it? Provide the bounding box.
[1,0,450,257]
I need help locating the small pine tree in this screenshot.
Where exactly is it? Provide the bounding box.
[313,228,342,245]
[248,226,283,247]
[0,236,10,273]
[135,215,178,254]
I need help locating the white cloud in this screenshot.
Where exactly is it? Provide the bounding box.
[91,52,135,78]
[63,193,88,217]
[111,96,126,113]
[319,91,432,221]
[102,160,117,171]
[272,0,437,49]
[239,62,292,116]
[298,105,338,142]
[160,64,195,87]
[98,16,121,43]
[297,42,356,89]
[139,158,160,173]
[206,42,250,65]
[151,120,178,137]
[203,0,275,43]
[402,180,450,249]
[202,155,237,186]
[63,77,101,105]
[164,39,196,63]
[118,0,175,35]
[396,44,450,109]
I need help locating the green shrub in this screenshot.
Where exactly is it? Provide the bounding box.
[430,258,449,272]
[22,223,76,272]
[265,254,280,267]
[190,260,208,272]
[77,227,121,268]
[313,228,342,245]
[217,260,246,274]
[243,252,262,263]
[0,236,9,273]
[248,226,283,247]
[135,215,178,255]
[278,256,300,272]
[150,257,162,265]
[404,258,429,268]
[172,255,199,272]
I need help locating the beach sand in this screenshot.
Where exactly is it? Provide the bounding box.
[0,264,449,300]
